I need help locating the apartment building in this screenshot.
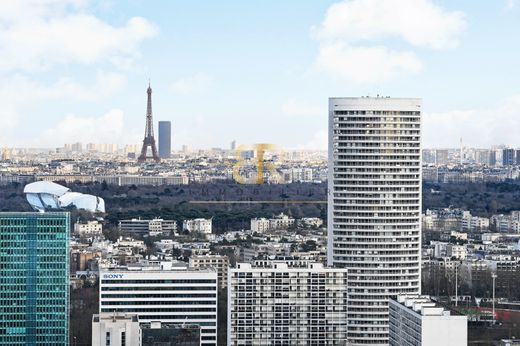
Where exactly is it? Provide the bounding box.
[328,97,422,344]
[228,260,348,344]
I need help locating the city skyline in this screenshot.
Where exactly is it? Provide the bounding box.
[1,1,520,150]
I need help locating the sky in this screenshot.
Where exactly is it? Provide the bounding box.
[0,0,520,150]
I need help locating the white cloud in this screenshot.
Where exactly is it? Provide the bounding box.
[316,42,422,83]
[507,0,515,9]
[423,95,520,148]
[282,98,323,117]
[170,73,212,94]
[0,1,158,73]
[35,109,141,147]
[313,0,465,83]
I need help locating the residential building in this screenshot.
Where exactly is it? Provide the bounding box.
[228,260,348,344]
[92,314,141,346]
[183,218,212,234]
[268,213,295,230]
[119,218,177,236]
[158,121,172,159]
[250,217,270,233]
[189,254,229,289]
[74,220,103,237]
[389,295,467,346]
[328,97,422,344]
[99,262,217,346]
[0,212,69,345]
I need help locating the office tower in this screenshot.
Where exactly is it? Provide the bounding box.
[0,212,70,345]
[228,260,348,344]
[92,314,141,346]
[231,140,236,150]
[435,149,449,165]
[389,296,467,346]
[328,97,422,345]
[99,263,218,346]
[158,121,172,158]
[502,148,515,166]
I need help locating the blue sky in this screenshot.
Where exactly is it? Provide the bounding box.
[1,0,519,150]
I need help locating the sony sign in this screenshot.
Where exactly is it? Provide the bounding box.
[103,273,124,279]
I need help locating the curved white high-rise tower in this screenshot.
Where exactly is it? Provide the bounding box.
[328,97,422,345]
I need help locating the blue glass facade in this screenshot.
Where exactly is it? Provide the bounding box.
[0,212,69,345]
[158,121,172,158]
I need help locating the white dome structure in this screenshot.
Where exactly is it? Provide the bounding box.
[24,181,105,213]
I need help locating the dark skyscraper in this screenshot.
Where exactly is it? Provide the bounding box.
[158,121,171,158]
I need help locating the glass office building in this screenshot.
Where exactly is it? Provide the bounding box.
[0,212,70,345]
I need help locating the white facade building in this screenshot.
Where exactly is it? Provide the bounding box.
[389,295,467,346]
[74,220,103,237]
[328,97,422,344]
[183,218,212,234]
[99,263,218,346]
[250,218,270,233]
[92,314,141,346]
[228,260,348,345]
[118,218,177,236]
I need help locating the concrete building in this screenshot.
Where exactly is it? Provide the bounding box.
[189,254,229,290]
[268,213,295,230]
[0,212,70,345]
[389,295,467,346]
[141,322,200,346]
[92,314,141,346]
[118,218,177,236]
[158,121,172,159]
[250,217,270,233]
[99,262,217,346]
[74,220,103,237]
[228,260,348,345]
[183,218,212,234]
[328,97,422,344]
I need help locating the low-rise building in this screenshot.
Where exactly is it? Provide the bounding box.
[74,220,103,237]
[389,295,467,346]
[118,218,177,236]
[92,314,141,346]
[183,218,212,234]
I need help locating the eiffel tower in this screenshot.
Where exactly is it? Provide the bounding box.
[138,83,160,163]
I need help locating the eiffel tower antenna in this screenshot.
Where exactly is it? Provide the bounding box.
[138,82,160,163]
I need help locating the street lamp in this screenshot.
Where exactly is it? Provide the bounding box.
[492,273,497,325]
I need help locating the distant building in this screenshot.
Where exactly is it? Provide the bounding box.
[0,212,70,345]
[436,149,449,165]
[99,262,217,346]
[141,322,200,346]
[389,295,467,346]
[74,220,103,237]
[92,314,141,346]
[228,260,348,344]
[250,217,270,233]
[158,121,172,159]
[189,254,229,289]
[503,148,516,166]
[118,218,177,236]
[231,140,236,151]
[183,218,212,234]
[268,213,295,230]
